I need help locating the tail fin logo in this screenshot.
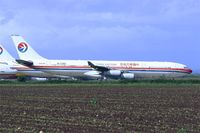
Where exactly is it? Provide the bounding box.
[18,42,28,53]
[0,47,3,55]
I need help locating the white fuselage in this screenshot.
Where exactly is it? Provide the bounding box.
[11,35,193,80]
[29,59,192,79]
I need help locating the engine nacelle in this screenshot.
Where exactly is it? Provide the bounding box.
[84,71,101,78]
[122,73,134,79]
[107,70,122,76]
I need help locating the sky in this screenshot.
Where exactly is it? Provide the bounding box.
[0,0,200,72]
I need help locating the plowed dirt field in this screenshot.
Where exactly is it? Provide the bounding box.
[1,84,200,133]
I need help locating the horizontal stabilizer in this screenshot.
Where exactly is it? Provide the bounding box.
[16,59,33,67]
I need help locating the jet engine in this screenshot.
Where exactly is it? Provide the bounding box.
[84,71,101,78]
[106,70,122,76]
[121,73,135,79]
[106,70,134,79]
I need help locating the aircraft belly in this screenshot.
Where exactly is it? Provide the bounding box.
[134,71,188,78]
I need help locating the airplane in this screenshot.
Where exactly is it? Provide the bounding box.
[11,35,192,80]
[0,44,70,79]
[0,62,17,79]
[0,45,17,78]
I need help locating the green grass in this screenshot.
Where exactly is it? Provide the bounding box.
[0,77,200,88]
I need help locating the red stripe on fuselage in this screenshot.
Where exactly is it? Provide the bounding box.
[28,65,192,74]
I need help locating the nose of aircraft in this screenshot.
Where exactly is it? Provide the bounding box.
[186,68,192,74]
[189,68,192,74]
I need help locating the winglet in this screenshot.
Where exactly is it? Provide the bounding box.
[88,61,95,68]
[88,61,110,72]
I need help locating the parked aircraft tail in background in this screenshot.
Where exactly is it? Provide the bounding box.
[11,35,47,61]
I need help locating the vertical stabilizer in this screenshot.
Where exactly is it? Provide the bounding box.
[0,44,15,61]
[11,35,47,61]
